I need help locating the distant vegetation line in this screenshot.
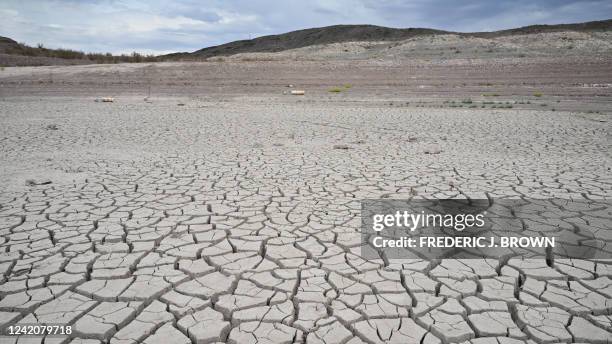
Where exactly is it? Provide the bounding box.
[5,42,160,63]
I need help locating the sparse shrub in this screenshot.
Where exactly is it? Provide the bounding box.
[533,92,543,97]
[461,99,472,104]
[328,87,343,93]
[343,83,352,89]
[131,52,143,63]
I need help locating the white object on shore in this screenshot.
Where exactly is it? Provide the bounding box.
[290,90,305,95]
[95,97,115,102]
[424,144,442,154]
[25,179,52,186]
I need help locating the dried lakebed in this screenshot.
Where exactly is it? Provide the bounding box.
[0,97,611,343]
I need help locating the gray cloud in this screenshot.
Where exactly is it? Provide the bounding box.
[0,0,610,55]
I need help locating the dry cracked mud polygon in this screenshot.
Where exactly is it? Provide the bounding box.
[0,98,610,344]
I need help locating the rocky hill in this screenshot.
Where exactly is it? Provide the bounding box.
[172,19,612,59]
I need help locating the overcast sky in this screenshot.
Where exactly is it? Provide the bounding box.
[1,0,611,55]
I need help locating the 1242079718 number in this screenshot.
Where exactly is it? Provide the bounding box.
[6,325,72,336]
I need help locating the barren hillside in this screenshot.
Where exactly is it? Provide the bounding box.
[179,19,612,60]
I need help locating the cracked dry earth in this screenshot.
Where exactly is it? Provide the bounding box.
[0,97,611,344]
